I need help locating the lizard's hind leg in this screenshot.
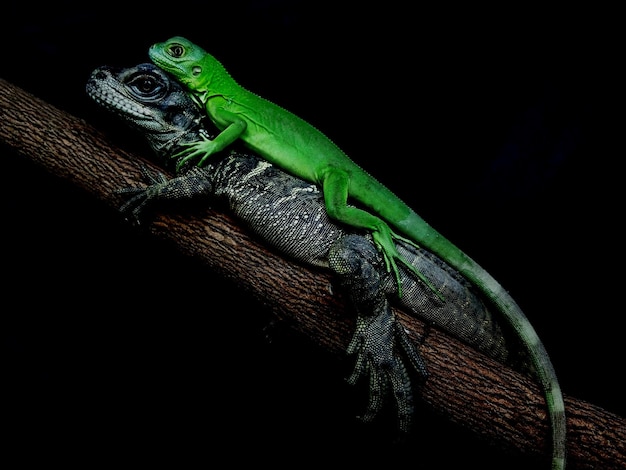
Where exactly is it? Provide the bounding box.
[373,226,445,301]
[329,234,428,433]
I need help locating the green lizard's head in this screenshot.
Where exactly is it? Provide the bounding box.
[149,36,211,91]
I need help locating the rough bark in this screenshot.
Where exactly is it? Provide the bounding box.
[1,77,624,469]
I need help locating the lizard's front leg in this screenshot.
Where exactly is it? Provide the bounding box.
[117,165,214,223]
[171,133,220,171]
[176,104,248,170]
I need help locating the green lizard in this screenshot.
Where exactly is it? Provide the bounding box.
[149,36,566,469]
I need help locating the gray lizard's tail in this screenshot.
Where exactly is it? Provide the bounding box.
[397,212,566,470]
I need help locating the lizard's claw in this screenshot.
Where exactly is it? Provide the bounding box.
[346,308,428,433]
[329,234,429,433]
[372,228,444,301]
[171,133,218,171]
[171,142,202,171]
[116,165,170,224]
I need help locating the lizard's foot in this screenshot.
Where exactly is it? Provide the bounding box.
[171,133,218,171]
[329,234,428,433]
[117,164,170,224]
[372,228,444,301]
[117,164,214,224]
[171,142,203,171]
[346,307,428,432]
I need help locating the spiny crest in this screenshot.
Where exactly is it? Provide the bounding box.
[200,51,237,87]
[173,41,238,92]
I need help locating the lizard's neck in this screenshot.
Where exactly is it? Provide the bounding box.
[197,54,242,99]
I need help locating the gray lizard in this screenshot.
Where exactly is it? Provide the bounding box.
[86,63,534,437]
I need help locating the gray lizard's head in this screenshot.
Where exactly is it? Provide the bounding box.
[86,62,207,162]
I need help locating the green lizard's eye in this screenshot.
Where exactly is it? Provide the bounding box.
[192,66,202,76]
[168,44,185,58]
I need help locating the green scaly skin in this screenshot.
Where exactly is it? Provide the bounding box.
[149,36,566,469]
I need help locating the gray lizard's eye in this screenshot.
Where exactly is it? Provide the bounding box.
[168,44,185,58]
[133,76,157,93]
[192,65,202,76]
[127,73,168,100]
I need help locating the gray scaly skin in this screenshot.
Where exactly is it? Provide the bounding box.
[86,63,536,437]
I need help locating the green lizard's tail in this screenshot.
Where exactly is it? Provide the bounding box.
[397,211,566,470]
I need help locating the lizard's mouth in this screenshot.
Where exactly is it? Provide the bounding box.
[148,46,164,66]
[148,50,193,87]
[86,79,154,122]
[148,49,175,73]
[86,65,170,125]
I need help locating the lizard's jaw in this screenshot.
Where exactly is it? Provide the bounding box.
[148,50,188,83]
[86,78,154,123]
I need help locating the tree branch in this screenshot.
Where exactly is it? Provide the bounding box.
[1,77,624,469]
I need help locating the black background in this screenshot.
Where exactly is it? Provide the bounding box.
[1,2,622,468]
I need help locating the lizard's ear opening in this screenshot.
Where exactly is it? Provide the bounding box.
[192,66,202,76]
